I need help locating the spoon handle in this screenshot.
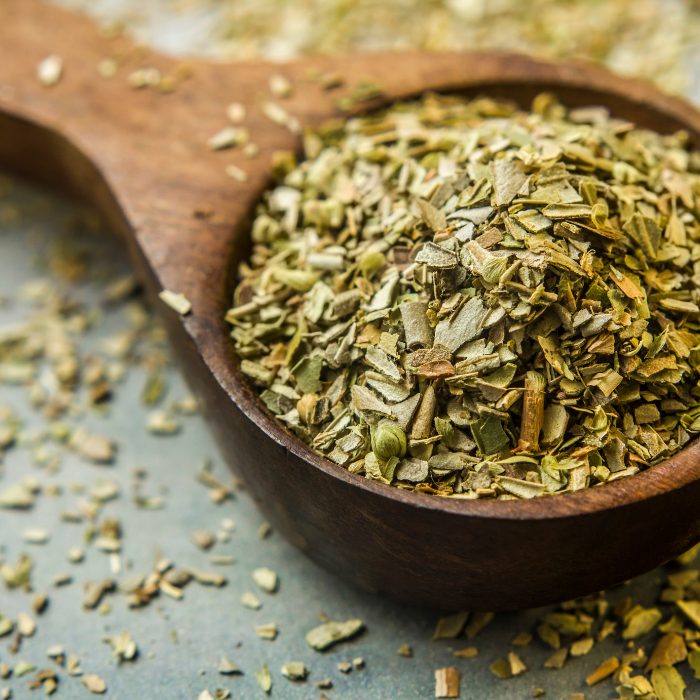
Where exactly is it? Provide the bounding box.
[0,0,306,313]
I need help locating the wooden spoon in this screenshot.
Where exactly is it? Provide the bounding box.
[2,0,700,611]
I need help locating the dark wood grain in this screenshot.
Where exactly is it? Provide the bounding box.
[2,0,700,610]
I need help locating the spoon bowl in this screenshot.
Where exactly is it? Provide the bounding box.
[2,0,700,610]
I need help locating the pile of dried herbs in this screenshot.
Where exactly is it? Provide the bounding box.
[228,91,700,499]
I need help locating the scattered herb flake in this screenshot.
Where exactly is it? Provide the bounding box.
[306,619,364,650]
[255,664,272,693]
[158,290,191,315]
[434,667,460,698]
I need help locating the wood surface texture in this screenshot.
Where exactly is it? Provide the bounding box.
[2,0,700,610]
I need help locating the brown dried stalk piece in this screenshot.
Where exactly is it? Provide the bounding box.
[586,657,620,686]
[435,667,460,698]
[517,372,545,452]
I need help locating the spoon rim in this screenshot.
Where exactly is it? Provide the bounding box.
[215,56,700,521]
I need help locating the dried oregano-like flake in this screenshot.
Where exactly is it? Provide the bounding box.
[651,665,686,700]
[281,661,308,680]
[433,611,469,640]
[252,568,278,593]
[158,289,191,315]
[228,91,700,499]
[305,619,364,650]
[255,664,272,693]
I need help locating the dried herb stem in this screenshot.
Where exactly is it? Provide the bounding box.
[518,372,546,452]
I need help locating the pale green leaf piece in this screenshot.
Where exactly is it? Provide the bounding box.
[255,623,278,640]
[677,543,700,566]
[497,476,546,498]
[544,648,568,669]
[434,296,486,352]
[677,600,700,629]
[623,212,661,260]
[0,618,14,637]
[255,664,272,693]
[482,255,509,283]
[350,385,392,416]
[543,613,590,637]
[471,416,509,455]
[490,159,526,207]
[306,619,364,650]
[272,269,319,292]
[465,612,494,639]
[293,356,323,394]
[688,649,700,679]
[416,198,447,232]
[159,289,191,315]
[482,363,516,388]
[622,607,662,639]
[252,568,278,594]
[240,592,262,610]
[414,242,458,269]
[0,482,34,509]
[0,554,33,588]
[433,611,470,640]
[14,660,36,677]
[218,657,242,675]
[541,203,592,219]
[512,208,552,233]
[281,662,308,680]
[489,658,512,679]
[651,665,686,700]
